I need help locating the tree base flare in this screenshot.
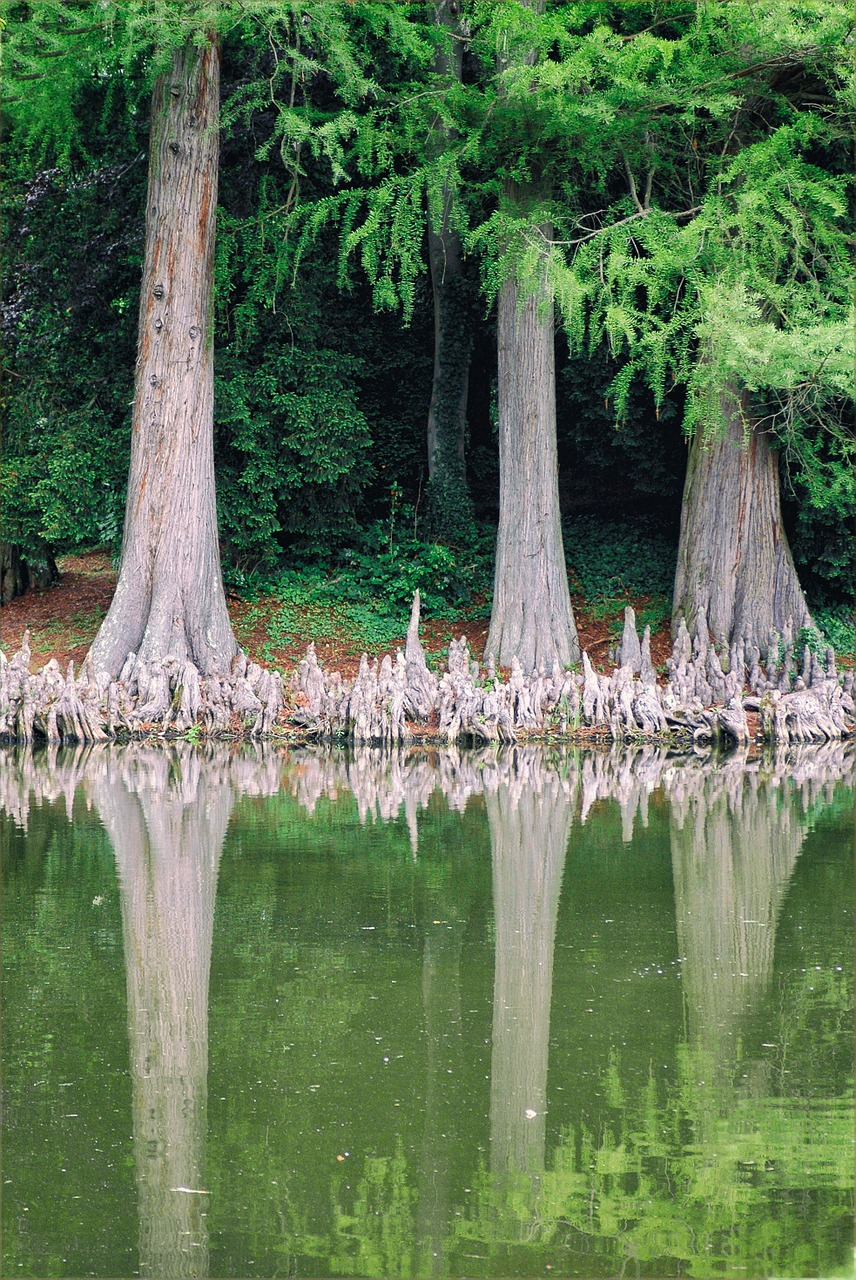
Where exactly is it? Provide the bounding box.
[0,632,283,746]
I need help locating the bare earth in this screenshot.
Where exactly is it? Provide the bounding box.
[0,551,674,677]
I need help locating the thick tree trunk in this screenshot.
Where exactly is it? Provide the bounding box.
[673,388,812,652]
[89,39,237,679]
[0,542,29,603]
[423,1,476,545]
[486,270,579,672]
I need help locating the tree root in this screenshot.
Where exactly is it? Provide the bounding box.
[1,598,853,747]
[0,630,284,746]
[291,598,854,748]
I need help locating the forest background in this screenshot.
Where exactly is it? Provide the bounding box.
[2,0,854,677]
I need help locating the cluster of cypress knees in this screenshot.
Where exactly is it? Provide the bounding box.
[1,592,853,749]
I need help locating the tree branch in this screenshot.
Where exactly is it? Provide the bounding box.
[623,156,646,215]
[543,203,702,248]
[619,11,696,42]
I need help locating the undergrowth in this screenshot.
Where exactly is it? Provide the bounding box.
[231,513,855,666]
[565,514,677,640]
[229,512,684,662]
[811,603,855,658]
[230,514,496,663]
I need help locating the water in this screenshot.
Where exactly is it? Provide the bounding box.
[2,743,853,1279]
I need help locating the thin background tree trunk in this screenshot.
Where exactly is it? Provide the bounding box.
[423,0,476,544]
[89,38,237,678]
[673,387,812,651]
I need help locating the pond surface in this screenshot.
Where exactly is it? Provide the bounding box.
[2,742,853,1279]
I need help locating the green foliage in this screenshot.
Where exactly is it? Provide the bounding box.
[1,121,144,557]
[233,513,494,662]
[335,507,493,614]
[565,513,677,602]
[3,0,851,622]
[215,343,373,566]
[563,514,676,642]
[812,605,856,658]
[566,117,854,492]
[785,435,854,606]
[242,577,405,662]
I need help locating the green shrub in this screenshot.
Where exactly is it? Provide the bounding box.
[564,514,678,602]
[812,604,855,658]
[331,510,493,617]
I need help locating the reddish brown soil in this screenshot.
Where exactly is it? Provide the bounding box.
[1,551,673,677]
[0,552,118,671]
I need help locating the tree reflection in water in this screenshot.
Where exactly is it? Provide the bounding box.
[90,748,230,1278]
[671,748,807,1078]
[1,739,852,1278]
[486,754,573,1190]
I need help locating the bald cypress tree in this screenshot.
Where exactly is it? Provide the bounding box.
[90,35,238,677]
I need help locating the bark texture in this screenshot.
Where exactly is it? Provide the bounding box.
[486,273,579,673]
[673,389,812,652]
[89,39,237,679]
[423,1,476,545]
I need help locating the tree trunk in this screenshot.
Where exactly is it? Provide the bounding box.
[673,388,812,651]
[89,38,237,679]
[423,1,476,545]
[0,542,29,603]
[424,231,476,544]
[486,270,580,672]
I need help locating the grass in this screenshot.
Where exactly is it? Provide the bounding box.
[237,595,409,666]
[26,609,107,657]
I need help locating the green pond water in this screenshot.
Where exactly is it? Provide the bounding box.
[1,742,853,1280]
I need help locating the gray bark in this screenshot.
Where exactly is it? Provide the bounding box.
[673,388,812,652]
[485,272,579,673]
[89,39,237,679]
[423,2,476,544]
[485,3,578,673]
